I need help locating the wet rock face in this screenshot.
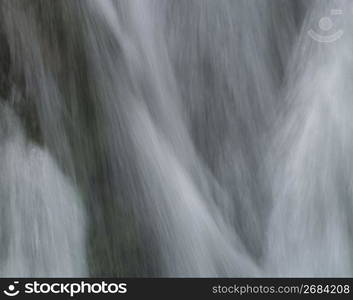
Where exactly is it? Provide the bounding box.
[0,28,10,100]
[0,6,42,145]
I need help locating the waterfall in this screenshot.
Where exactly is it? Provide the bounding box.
[0,104,86,276]
[266,0,353,276]
[0,0,352,277]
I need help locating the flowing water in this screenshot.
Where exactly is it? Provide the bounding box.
[0,0,352,277]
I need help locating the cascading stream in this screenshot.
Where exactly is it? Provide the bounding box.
[0,0,352,277]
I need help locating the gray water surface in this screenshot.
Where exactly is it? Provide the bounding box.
[0,0,352,277]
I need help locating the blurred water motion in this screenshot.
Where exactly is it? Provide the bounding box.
[0,0,352,277]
